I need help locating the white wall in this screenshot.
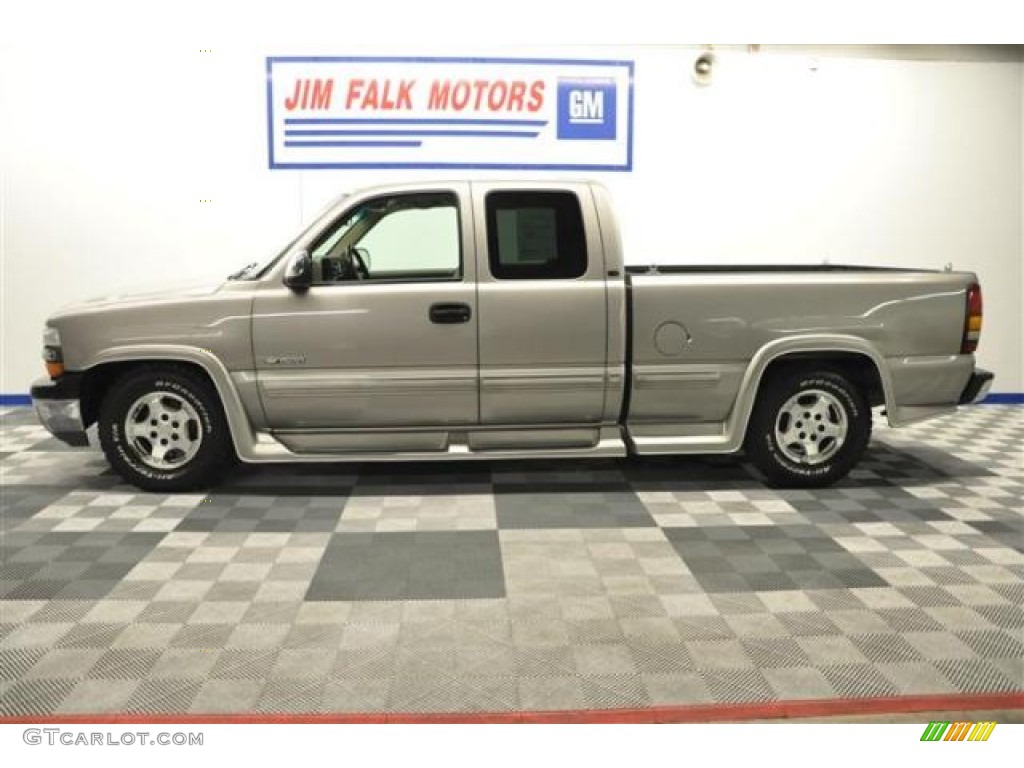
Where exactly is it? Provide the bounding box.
[2,29,1022,394]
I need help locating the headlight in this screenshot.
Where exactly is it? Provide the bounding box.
[42,326,64,378]
[43,326,61,348]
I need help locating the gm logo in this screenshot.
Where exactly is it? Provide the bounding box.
[557,78,616,140]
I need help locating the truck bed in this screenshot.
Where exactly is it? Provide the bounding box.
[623,265,975,446]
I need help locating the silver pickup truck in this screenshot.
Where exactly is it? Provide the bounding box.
[32,180,992,491]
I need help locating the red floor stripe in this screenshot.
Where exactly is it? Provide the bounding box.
[2,692,1022,724]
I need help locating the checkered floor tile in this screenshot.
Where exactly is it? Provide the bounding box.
[1,404,1021,715]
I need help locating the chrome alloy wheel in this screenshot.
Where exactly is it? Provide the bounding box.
[123,391,203,470]
[773,388,848,465]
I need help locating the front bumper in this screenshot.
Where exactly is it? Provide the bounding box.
[959,369,994,405]
[31,374,89,447]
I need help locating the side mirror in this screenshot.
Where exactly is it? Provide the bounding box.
[283,251,312,290]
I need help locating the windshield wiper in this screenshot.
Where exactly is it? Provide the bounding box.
[227,262,258,280]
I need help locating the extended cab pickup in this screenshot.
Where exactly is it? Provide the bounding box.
[32,181,993,491]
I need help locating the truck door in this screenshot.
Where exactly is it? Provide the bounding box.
[251,185,478,438]
[472,183,609,425]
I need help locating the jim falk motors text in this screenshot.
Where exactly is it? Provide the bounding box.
[283,77,547,113]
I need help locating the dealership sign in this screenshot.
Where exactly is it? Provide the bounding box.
[266,57,634,171]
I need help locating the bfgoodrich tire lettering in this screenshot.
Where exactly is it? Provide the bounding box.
[99,365,233,491]
[744,368,872,488]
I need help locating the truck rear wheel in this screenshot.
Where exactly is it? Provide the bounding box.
[98,365,233,492]
[744,368,871,488]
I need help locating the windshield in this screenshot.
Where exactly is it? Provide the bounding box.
[227,193,349,280]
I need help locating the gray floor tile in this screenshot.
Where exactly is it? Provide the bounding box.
[0,678,77,715]
[307,531,505,601]
[700,668,776,702]
[642,672,714,705]
[321,678,391,713]
[933,658,1024,693]
[190,679,264,713]
[518,676,585,709]
[56,679,138,713]
[580,674,650,708]
[124,679,204,713]
[763,667,837,699]
[0,648,47,681]
[495,485,655,529]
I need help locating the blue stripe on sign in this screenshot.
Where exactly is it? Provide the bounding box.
[982,392,1024,404]
[285,129,540,138]
[0,394,32,406]
[283,117,548,126]
[284,140,423,148]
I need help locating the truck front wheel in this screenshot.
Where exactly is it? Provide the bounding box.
[744,368,871,488]
[98,365,233,492]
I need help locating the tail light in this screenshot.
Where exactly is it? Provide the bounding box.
[961,283,982,354]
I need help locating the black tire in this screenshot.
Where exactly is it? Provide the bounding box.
[98,365,233,492]
[744,368,871,488]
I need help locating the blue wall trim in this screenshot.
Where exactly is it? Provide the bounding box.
[2,393,1023,407]
[981,392,1024,404]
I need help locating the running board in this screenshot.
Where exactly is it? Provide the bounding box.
[237,427,627,463]
[630,434,738,455]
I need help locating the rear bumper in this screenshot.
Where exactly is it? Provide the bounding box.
[30,374,89,447]
[959,369,994,405]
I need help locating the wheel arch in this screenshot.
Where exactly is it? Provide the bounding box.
[758,352,886,407]
[77,345,255,457]
[730,336,894,448]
